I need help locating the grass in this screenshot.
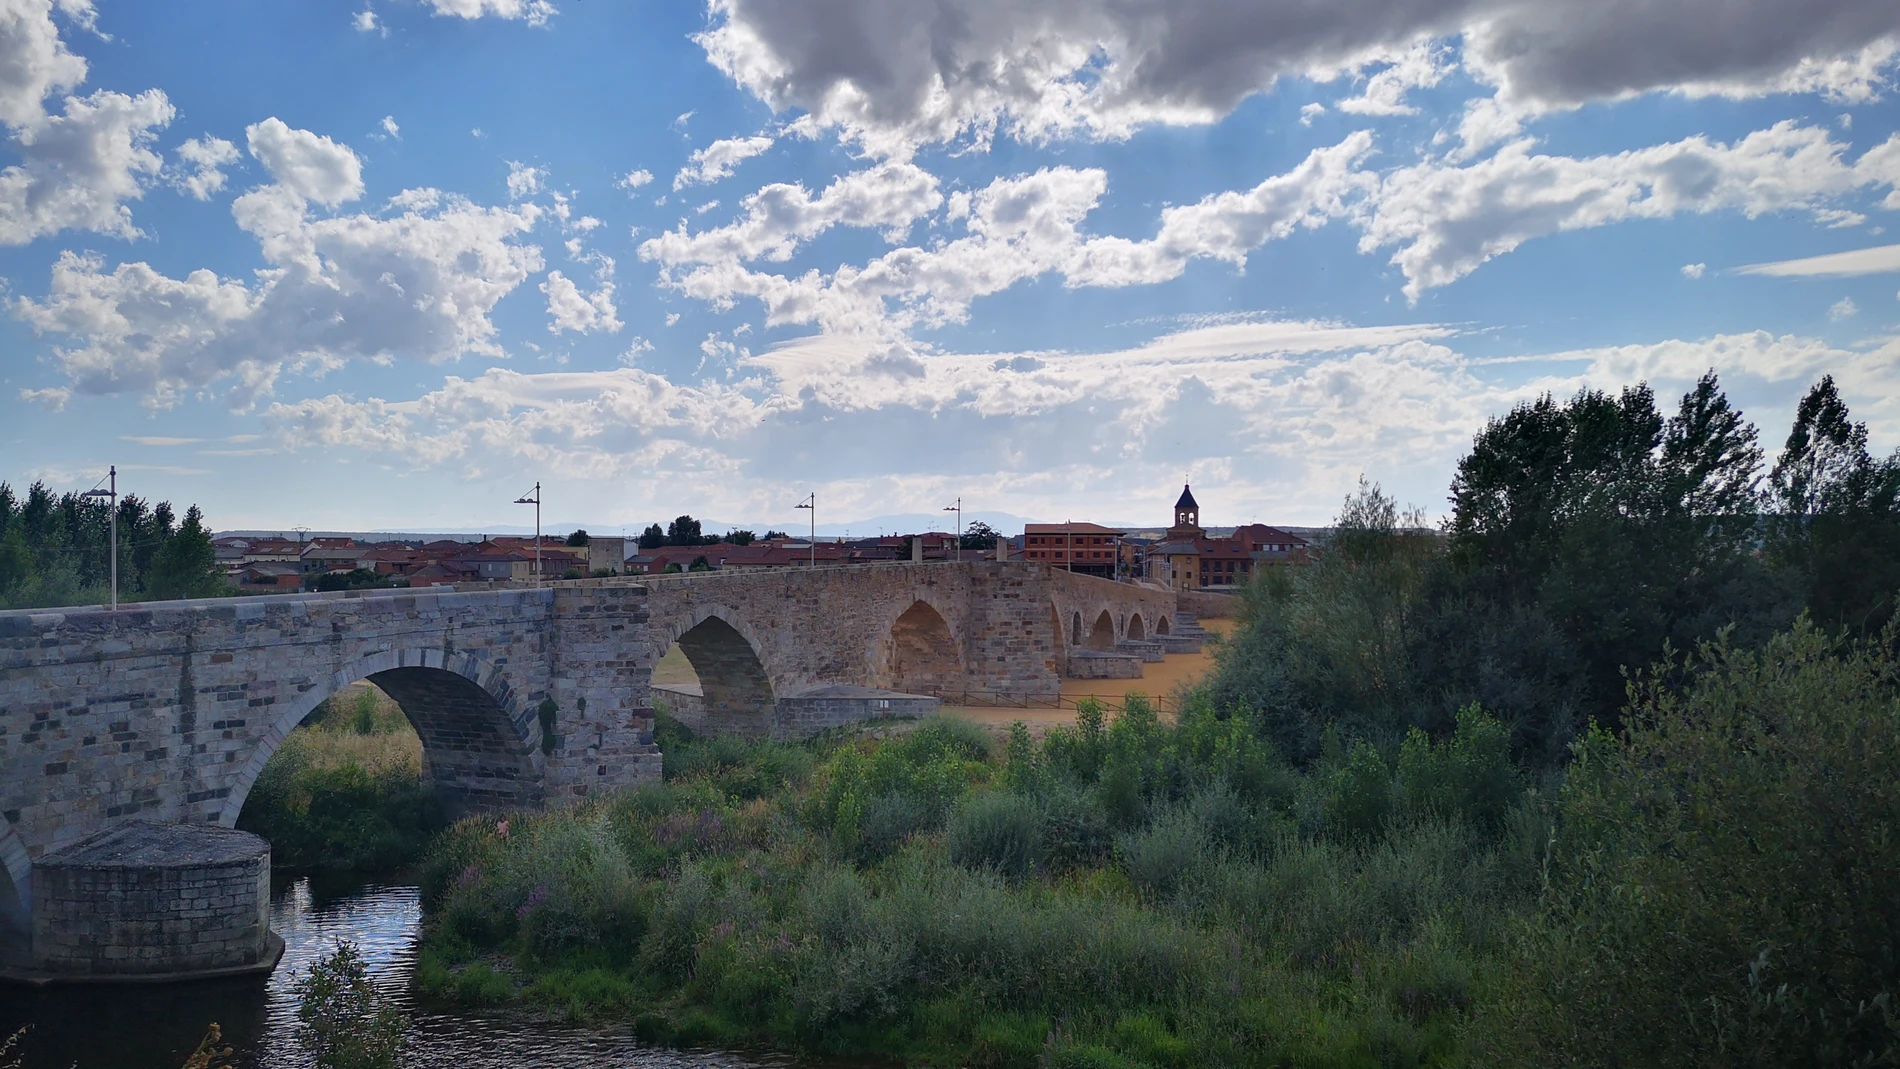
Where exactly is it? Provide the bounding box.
[235,683,444,872]
[413,701,1544,1066]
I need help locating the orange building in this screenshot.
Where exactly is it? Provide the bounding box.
[1147,483,1308,590]
[1021,522,1124,578]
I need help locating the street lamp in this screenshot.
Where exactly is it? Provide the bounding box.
[942,497,961,563]
[794,492,815,568]
[80,466,117,610]
[514,481,541,584]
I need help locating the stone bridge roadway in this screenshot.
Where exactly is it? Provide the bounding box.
[0,561,1176,919]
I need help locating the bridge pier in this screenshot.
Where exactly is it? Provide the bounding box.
[5,821,281,984]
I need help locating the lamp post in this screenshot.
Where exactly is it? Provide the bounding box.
[942,497,961,563]
[80,466,117,610]
[514,482,541,584]
[794,492,815,568]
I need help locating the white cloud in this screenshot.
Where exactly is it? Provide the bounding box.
[1299,103,1326,126]
[0,88,173,242]
[1681,262,1707,279]
[380,115,400,139]
[1067,133,1376,287]
[642,161,941,266]
[665,312,681,326]
[1362,122,1900,300]
[418,0,554,25]
[352,9,381,34]
[505,160,544,199]
[1829,296,1859,319]
[1813,207,1867,228]
[541,258,622,335]
[651,137,1376,336]
[673,133,774,188]
[19,385,70,409]
[619,336,654,366]
[245,117,363,207]
[619,168,653,192]
[14,174,544,407]
[1335,40,1454,116]
[696,0,1900,156]
[1736,242,1900,276]
[0,0,177,243]
[172,135,239,200]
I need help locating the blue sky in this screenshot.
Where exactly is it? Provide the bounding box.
[2,0,1899,535]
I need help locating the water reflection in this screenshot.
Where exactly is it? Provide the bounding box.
[0,875,795,1069]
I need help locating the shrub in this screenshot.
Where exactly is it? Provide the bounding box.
[946,790,1044,880]
[1324,739,1391,840]
[1397,704,1519,829]
[293,941,409,1069]
[1116,807,1208,898]
[1507,621,1900,1067]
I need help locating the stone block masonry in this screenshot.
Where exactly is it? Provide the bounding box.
[30,821,270,976]
[0,561,1176,930]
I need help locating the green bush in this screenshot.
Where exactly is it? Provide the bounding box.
[1397,704,1519,829]
[1500,621,1900,1066]
[946,789,1044,880]
[1324,739,1392,840]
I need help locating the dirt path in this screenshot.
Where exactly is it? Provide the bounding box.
[944,618,1234,731]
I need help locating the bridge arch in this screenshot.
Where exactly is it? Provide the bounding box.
[1087,609,1116,650]
[885,599,965,695]
[0,824,29,937]
[653,606,777,736]
[1071,611,1084,647]
[1127,612,1146,641]
[1156,614,1172,635]
[220,646,540,827]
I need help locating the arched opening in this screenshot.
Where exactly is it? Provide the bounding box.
[1087,610,1116,651]
[1156,615,1172,635]
[1071,612,1084,647]
[887,600,964,695]
[229,667,535,869]
[651,615,776,737]
[0,842,25,949]
[1127,613,1146,641]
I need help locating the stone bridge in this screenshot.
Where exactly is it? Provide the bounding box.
[0,561,1176,926]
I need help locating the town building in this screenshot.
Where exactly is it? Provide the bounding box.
[1020,522,1123,578]
[1146,483,1309,590]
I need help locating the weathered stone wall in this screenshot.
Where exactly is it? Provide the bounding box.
[1051,569,1180,657]
[0,561,1176,915]
[31,822,270,975]
[1176,588,1240,619]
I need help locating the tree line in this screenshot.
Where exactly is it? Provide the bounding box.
[0,481,228,610]
[1212,371,1900,765]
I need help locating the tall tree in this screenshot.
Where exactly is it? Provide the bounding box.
[666,515,703,546]
[1767,376,1900,633]
[638,523,666,550]
[147,506,226,600]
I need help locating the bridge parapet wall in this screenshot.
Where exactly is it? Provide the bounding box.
[0,587,556,878]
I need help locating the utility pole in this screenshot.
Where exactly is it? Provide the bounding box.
[81,466,117,610]
[942,497,961,563]
[514,482,541,583]
[795,492,815,568]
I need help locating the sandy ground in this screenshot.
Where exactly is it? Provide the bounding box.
[944,618,1234,731]
[649,618,1236,733]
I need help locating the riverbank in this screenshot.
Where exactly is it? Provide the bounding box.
[413,699,1536,1066]
[234,683,444,873]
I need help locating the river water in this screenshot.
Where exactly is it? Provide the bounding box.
[0,875,797,1069]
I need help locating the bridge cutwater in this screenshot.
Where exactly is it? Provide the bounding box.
[0,560,1195,978]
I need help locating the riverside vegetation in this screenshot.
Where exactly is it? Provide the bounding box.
[235,683,444,872]
[236,372,1898,1065]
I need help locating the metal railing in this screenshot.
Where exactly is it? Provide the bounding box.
[928,687,1187,716]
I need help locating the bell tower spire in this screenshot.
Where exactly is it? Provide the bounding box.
[1170,482,1202,537]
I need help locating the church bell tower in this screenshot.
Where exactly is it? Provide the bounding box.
[1170,483,1203,538]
